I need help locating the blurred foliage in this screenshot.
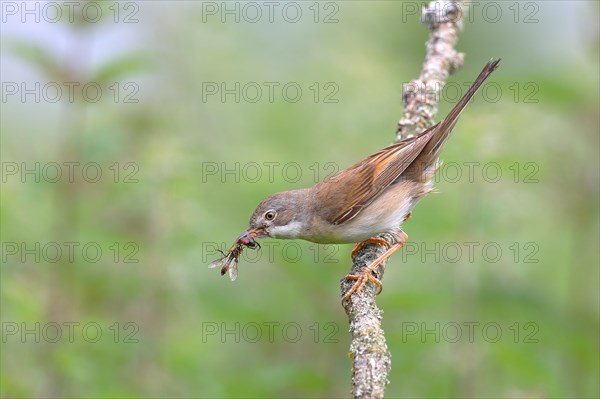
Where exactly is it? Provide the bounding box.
[1,1,598,398]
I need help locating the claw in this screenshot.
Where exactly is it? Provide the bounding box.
[342,233,408,303]
[342,271,383,301]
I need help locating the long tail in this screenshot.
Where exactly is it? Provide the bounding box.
[406,59,500,179]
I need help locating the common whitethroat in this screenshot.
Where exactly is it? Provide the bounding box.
[211,59,500,301]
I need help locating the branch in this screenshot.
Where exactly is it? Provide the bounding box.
[341,2,466,398]
[397,0,465,141]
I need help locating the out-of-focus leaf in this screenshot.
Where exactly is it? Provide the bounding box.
[5,39,64,80]
[92,54,151,84]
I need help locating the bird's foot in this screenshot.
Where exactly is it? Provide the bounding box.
[343,232,408,303]
[342,269,383,301]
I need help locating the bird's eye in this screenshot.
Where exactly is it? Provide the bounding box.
[264,210,277,221]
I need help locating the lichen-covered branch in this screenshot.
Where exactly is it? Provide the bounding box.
[397,0,465,141]
[341,2,466,398]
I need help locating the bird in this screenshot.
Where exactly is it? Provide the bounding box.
[232,59,500,301]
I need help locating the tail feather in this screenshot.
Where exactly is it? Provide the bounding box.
[406,59,500,180]
[437,59,500,139]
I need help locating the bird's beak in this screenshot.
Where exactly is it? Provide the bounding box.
[237,227,267,246]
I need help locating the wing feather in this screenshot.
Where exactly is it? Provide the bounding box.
[316,129,435,225]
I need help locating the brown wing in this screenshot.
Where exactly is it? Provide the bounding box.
[315,130,435,225]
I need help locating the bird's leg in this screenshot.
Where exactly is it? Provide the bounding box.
[343,230,408,302]
[351,237,391,259]
[350,216,410,259]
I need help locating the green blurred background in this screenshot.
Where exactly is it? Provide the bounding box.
[1,1,598,398]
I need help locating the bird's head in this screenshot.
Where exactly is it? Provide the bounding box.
[239,190,308,241]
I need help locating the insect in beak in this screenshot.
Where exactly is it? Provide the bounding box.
[208,243,243,281]
[208,231,262,280]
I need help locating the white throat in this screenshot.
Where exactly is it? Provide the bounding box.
[269,221,304,239]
